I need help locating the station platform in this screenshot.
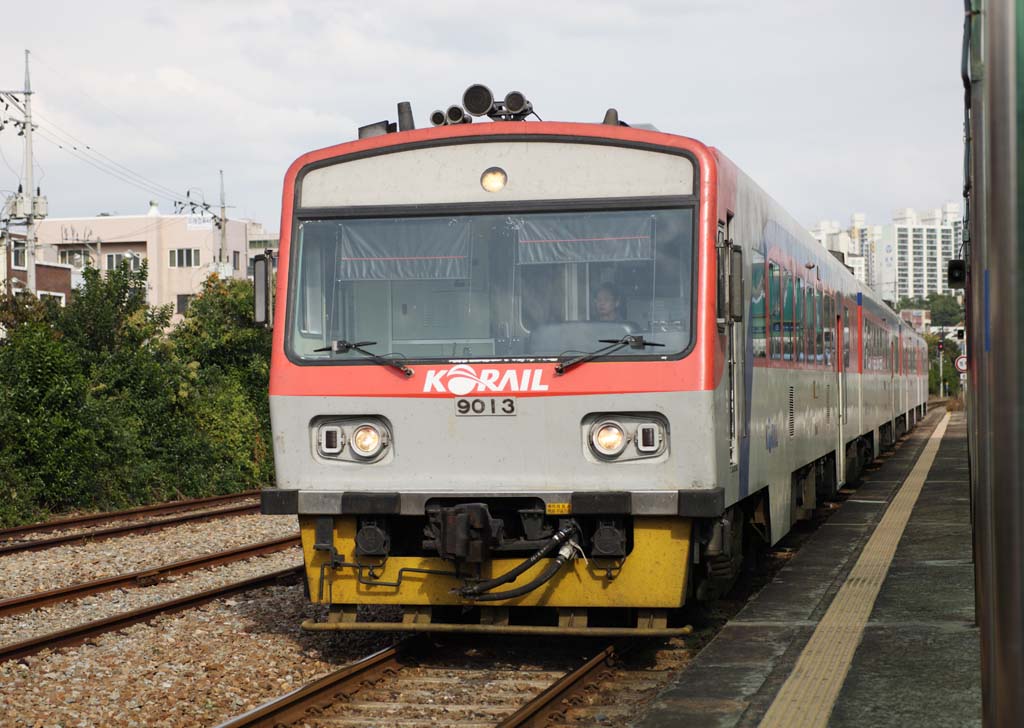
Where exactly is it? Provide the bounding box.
[636,409,980,728]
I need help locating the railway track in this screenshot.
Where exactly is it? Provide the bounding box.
[0,500,261,556]
[211,418,941,728]
[215,634,692,728]
[0,491,259,541]
[0,566,302,663]
[0,535,300,618]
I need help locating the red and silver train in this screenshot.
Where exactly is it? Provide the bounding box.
[256,85,928,635]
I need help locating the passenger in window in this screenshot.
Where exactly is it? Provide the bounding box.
[593,282,625,322]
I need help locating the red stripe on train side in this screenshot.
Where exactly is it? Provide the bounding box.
[269,122,720,398]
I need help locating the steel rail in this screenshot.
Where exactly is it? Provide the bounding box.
[497,643,624,728]
[0,566,301,664]
[0,491,259,540]
[0,503,261,556]
[214,639,421,728]
[0,536,301,618]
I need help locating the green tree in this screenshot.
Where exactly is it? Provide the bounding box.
[926,293,963,327]
[896,296,927,311]
[0,264,274,527]
[925,332,961,396]
[170,274,274,485]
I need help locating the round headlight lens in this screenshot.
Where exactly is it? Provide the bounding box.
[480,166,507,193]
[591,421,627,457]
[351,424,384,458]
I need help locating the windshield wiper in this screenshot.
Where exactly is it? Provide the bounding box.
[554,335,665,376]
[313,340,414,377]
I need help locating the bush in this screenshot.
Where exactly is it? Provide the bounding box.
[0,265,274,527]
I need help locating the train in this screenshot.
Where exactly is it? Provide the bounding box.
[961,0,1024,721]
[254,84,928,635]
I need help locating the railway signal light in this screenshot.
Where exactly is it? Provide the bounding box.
[948,259,966,289]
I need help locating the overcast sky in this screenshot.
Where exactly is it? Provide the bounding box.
[0,1,964,233]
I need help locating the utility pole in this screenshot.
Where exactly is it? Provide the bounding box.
[938,327,944,398]
[219,169,227,265]
[0,50,47,294]
[22,50,36,292]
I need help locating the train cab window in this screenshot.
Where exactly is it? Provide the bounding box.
[751,257,766,358]
[794,277,805,362]
[288,207,696,363]
[769,263,782,361]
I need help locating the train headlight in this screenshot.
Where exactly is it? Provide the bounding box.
[351,424,385,459]
[480,167,507,193]
[590,421,628,458]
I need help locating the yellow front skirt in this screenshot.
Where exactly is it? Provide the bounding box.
[300,515,692,609]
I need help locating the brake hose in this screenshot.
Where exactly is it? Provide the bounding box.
[458,525,577,598]
[468,540,577,602]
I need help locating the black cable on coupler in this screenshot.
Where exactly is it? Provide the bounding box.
[468,539,577,602]
[458,524,577,598]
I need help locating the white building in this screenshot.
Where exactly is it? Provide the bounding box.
[879,203,962,302]
[810,204,963,303]
[809,219,869,286]
[32,202,255,320]
[848,213,884,287]
[245,221,279,276]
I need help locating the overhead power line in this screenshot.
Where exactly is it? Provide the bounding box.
[33,127,180,203]
[29,107,183,200]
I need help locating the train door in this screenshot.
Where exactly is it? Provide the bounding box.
[719,217,744,469]
[890,338,897,436]
[836,301,847,485]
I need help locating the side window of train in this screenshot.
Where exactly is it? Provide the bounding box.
[843,303,851,371]
[751,258,766,358]
[823,293,834,367]
[804,283,814,365]
[769,262,782,361]
[815,286,824,364]
[794,277,805,362]
[782,268,794,361]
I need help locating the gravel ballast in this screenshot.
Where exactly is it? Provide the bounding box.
[0,583,398,727]
[0,548,302,648]
[0,514,298,600]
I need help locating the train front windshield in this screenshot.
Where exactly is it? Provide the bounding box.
[287,207,695,363]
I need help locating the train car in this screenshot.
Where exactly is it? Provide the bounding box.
[962,0,1024,721]
[255,85,928,635]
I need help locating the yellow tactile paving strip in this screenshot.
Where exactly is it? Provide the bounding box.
[758,413,951,728]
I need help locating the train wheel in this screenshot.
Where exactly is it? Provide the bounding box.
[699,508,747,600]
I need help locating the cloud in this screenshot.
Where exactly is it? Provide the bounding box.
[0,0,963,228]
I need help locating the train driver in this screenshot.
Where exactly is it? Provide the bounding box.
[593,282,625,322]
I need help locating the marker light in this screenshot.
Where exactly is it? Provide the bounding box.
[318,425,345,456]
[480,167,507,193]
[636,423,662,453]
[591,421,627,458]
[351,424,384,459]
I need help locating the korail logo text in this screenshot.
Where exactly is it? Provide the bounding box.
[423,365,549,395]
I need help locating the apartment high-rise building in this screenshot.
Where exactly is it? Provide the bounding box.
[848,213,883,287]
[809,219,869,286]
[809,204,962,303]
[878,203,962,302]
